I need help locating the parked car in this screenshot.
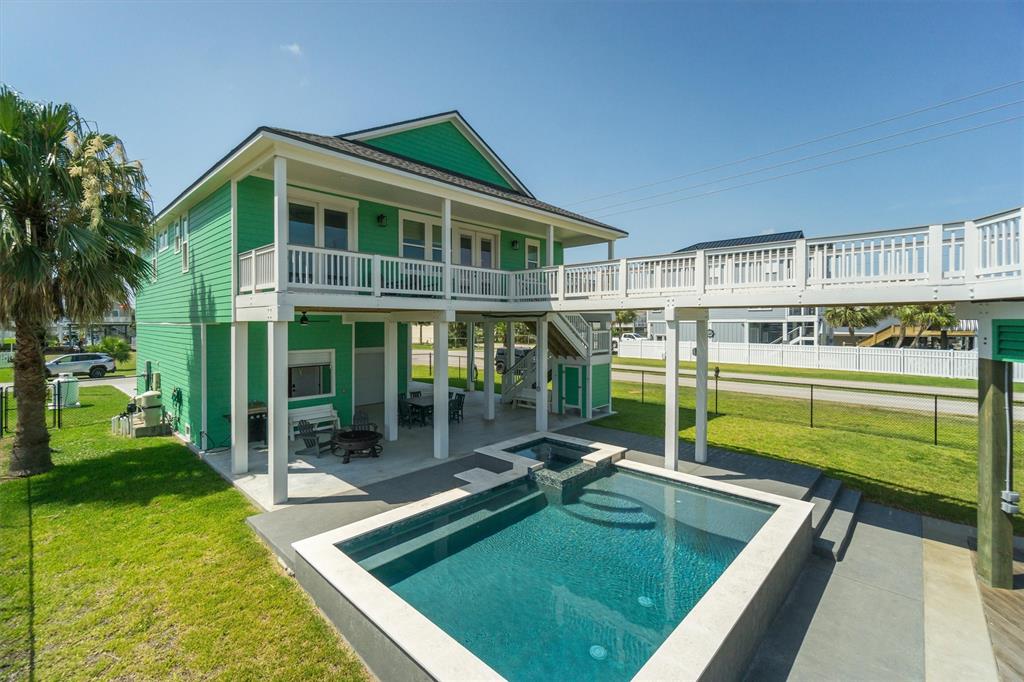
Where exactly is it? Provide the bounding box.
[612,332,644,353]
[45,353,116,378]
[493,347,529,373]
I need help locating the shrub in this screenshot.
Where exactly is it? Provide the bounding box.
[91,336,132,363]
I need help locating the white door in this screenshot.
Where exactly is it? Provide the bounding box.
[354,349,385,405]
[454,229,498,268]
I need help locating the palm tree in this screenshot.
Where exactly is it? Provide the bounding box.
[614,309,638,336]
[823,306,886,345]
[892,305,922,348]
[0,87,152,476]
[911,304,958,348]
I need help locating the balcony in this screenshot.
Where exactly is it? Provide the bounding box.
[236,208,1022,308]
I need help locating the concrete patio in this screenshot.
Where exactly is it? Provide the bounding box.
[203,387,590,511]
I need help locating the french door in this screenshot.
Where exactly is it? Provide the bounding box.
[455,229,497,269]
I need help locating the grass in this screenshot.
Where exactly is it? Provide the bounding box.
[0,351,137,384]
[0,386,367,681]
[595,376,1023,533]
[612,355,1024,392]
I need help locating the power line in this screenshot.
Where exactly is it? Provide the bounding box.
[569,79,1024,206]
[587,99,1024,214]
[594,114,1024,219]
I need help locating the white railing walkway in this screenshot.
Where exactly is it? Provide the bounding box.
[618,338,1024,382]
[236,208,1022,306]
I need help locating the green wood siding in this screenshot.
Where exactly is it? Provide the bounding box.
[591,362,611,409]
[205,324,232,446]
[356,200,399,256]
[135,323,203,441]
[362,121,514,190]
[237,176,273,252]
[136,182,233,323]
[499,231,562,270]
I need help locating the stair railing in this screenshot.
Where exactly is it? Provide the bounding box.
[501,347,536,402]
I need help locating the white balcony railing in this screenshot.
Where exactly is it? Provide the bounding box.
[235,208,1022,304]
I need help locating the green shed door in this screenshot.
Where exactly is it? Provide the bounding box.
[563,366,581,408]
[993,320,1024,363]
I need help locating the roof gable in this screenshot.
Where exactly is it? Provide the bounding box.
[342,112,531,196]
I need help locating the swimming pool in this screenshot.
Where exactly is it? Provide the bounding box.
[506,436,597,471]
[341,470,773,681]
[293,450,814,681]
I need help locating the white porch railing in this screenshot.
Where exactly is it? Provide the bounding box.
[235,207,1022,304]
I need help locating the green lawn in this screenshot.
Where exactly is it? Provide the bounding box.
[612,355,1024,391]
[595,377,1023,533]
[0,351,137,384]
[0,386,366,681]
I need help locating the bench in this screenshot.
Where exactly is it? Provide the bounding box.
[287,404,340,441]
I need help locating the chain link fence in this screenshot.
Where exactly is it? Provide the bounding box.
[0,373,143,436]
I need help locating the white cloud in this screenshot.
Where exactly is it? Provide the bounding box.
[280,43,302,57]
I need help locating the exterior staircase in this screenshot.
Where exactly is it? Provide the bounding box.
[500,313,611,409]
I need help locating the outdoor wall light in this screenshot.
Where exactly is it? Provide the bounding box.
[511,239,520,250]
[376,213,388,227]
[299,312,310,326]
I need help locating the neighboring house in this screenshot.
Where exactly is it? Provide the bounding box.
[135,111,620,499]
[53,304,136,347]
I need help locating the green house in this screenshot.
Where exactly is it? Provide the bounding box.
[136,111,624,504]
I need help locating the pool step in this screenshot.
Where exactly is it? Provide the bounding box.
[807,477,843,532]
[812,486,862,561]
[563,491,657,531]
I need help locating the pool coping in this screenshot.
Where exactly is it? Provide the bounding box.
[293,442,813,682]
[474,430,628,468]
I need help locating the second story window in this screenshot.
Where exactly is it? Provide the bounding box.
[402,219,426,259]
[289,203,316,246]
[286,194,357,250]
[180,214,190,273]
[323,209,348,250]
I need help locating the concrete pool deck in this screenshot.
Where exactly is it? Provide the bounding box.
[237,422,1009,681]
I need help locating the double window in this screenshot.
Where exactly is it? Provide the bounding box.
[288,349,335,401]
[287,194,358,251]
[400,213,443,261]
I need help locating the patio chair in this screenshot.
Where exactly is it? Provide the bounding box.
[398,397,419,427]
[351,410,379,433]
[449,392,465,424]
[296,419,336,458]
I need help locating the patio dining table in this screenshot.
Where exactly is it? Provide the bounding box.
[406,394,435,425]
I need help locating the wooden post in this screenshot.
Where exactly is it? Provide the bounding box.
[977,356,1014,588]
[267,320,288,505]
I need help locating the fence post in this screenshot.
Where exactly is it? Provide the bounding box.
[428,352,432,378]
[809,384,814,428]
[641,370,645,404]
[57,381,62,429]
[934,395,938,446]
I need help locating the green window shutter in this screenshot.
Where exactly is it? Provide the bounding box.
[993,319,1024,363]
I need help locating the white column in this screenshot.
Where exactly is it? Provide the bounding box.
[695,317,709,464]
[433,321,449,458]
[230,321,249,474]
[607,240,616,260]
[273,157,288,292]
[267,320,289,505]
[465,321,475,392]
[551,359,561,415]
[483,321,495,420]
[536,317,549,432]
[442,198,452,299]
[384,320,398,441]
[664,317,679,470]
[546,224,555,266]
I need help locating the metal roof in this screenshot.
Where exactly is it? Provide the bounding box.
[676,230,804,252]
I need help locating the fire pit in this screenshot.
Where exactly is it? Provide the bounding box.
[334,429,383,464]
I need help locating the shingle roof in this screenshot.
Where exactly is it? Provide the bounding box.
[263,127,626,235]
[676,230,804,252]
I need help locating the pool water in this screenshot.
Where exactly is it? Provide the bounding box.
[340,470,773,681]
[508,437,597,471]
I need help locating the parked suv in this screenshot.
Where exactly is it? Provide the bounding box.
[45,353,116,378]
[611,332,644,354]
[493,347,528,374]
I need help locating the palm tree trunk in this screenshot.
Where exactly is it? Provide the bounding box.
[912,325,928,348]
[896,325,906,348]
[848,325,855,345]
[6,306,53,477]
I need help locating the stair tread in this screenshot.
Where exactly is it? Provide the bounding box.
[807,477,843,533]
[813,487,862,561]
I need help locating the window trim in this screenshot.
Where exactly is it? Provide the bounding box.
[287,348,336,402]
[454,223,501,269]
[287,190,359,251]
[524,238,541,269]
[180,213,190,273]
[398,210,443,262]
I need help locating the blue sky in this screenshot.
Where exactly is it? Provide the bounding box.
[2,1,1022,261]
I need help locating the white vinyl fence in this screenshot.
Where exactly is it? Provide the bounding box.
[618,339,1024,381]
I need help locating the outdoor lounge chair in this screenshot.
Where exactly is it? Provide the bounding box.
[296,419,336,458]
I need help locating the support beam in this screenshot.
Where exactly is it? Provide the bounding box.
[230,321,249,474]
[273,156,288,292]
[267,320,289,505]
[977,356,1013,588]
[384,320,398,441]
[695,317,709,464]
[465,321,475,392]
[536,317,549,432]
[483,322,495,420]
[664,318,679,470]
[433,321,449,458]
[546,224,555,266]
[607,240,616,260]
